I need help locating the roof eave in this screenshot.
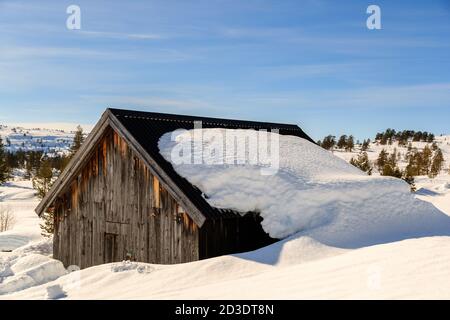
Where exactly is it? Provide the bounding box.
[35,109,113,217]
[35,108,207,227]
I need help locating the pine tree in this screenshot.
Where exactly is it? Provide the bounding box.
[381,164,402,178]
[320,135,336,150]
[345,135,355,152]
[337,135,347,149]
[361,139,370,151]
[32,159,54,199]
[376,149,388,172]
[350,152,372,175]
[403,172,417,192]
[0,136,10,184]
[70,125,85,155]
[429,148,444,178]
[33,159,56,237]
[422,145,432,175]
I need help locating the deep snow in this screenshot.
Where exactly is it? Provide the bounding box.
[158,129,450,246]
[0,180,41,251]
[1,131,450,299]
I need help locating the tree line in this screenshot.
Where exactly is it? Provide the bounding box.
[375,129,434,146]
[319,129,449,191]
[0,126,85,236]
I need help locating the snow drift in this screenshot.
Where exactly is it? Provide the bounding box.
[0,239,66,295]
[159,129,450,247]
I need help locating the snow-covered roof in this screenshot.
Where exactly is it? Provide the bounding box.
[159,128,450,247]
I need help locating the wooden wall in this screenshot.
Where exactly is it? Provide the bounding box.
[199,214,277,259]
[53,128,199,268]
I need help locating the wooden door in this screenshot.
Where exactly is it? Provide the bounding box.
[104,233,117,263]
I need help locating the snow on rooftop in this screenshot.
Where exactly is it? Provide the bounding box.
[159,128,450,247]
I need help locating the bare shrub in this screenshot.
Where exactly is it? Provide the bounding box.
[0,206,15,232]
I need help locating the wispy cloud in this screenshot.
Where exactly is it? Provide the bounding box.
[81,95,219,113]
[0,45,193,63]
[0,46,110,60]
[79,30,165,40]
[255,63,357,80]
[237,83,450,110]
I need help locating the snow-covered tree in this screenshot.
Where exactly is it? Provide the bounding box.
[350,152,372,175]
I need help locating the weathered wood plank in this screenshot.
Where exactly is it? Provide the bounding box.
[53,127,200,268]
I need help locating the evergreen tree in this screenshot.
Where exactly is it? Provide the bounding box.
[376,149,388,172]
[350,152,372,175]
[320,135,336,150]
[429,148,444,178]
[32,159,54,199]
[345,135,355,152]
[361,139,370,151]
[337,135,347,149]
[381,164,402,178]
[422,145,432,175]
[70,125,85,155]
[0,136,10,184]
[403,173,417,192]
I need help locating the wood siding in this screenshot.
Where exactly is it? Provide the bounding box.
[53,128,199,268]
[199,214,277,259]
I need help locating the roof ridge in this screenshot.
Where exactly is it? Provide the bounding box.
[108,107,302,129]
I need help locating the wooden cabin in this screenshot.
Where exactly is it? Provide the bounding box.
[35,108,314,269]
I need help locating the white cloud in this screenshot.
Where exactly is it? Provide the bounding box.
[79,30,165,40]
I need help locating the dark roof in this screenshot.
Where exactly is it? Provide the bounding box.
[108,108,315,220]
[36,107,315,226]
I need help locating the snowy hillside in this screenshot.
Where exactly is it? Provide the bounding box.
[333,135,450,173]
[0,125,75,155]
[1,130,450,299]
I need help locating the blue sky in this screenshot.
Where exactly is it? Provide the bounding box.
[0,0,450,140]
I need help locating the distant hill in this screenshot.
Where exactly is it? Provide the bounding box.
[333,134,450,174]
[0,125,75,156]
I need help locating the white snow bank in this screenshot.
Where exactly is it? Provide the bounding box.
[0,180,42,251]
[1,234,345,300]
[5,235,450,299]
[159,129,450,247]
[0,239,66,295]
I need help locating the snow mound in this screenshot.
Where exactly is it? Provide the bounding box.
[0,243,66,295]
[159,129,450,247]
[13,238,53,256]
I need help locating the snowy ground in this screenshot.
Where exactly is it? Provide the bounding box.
[333,134,450,173]
[0,180,41,252]
[0,124,92,155]
[1,132,450,299]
